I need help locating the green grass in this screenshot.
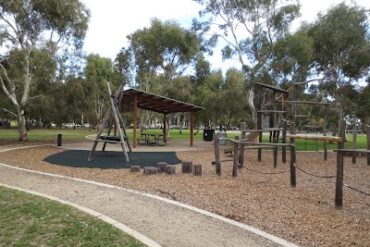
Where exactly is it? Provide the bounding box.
[222,131,368,151]
[0,128,96,143]
[0,128,368,151]
[0,186,146,247]
[0,128,203,143]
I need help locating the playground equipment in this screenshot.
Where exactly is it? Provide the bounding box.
[88,83,131,162]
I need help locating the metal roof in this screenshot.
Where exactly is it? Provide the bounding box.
[117,88,204,114]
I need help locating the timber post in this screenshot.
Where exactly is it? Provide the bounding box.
[282,120,287,163]
[323,132,328,161]
[290,123,296,187]
[352,124,357,164]
[281,92,288,164]
[214,137,221,176]
[132,95,137,148]
[190,112,195,147]
[257,112,262,162]
[239,122,246,167]
[163,113,167,144]
[232,138,239,177]
[335,119,346,208]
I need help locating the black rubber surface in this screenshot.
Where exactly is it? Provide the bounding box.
[44,150,182,169]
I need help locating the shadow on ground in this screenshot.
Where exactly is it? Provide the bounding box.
[44,150,182,169]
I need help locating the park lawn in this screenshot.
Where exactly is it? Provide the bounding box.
[0,186,145,247]
[0,128,204,142]
[0,128,367,151]
[0,128,96,142]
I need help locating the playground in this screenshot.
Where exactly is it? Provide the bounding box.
[0,142,369,247]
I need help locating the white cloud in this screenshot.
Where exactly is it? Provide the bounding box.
[81,0,370,72]
[81,0,201,59]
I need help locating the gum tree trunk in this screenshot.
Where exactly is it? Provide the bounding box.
[17,107,28,141]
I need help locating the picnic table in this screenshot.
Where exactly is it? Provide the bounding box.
[138,133,164,146]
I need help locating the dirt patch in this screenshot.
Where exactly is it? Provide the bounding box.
[0,146,369,247]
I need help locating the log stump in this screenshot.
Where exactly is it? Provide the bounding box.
[182,161,193,173]
[166,165,176,175]
[143,167,157,175]
[157,162,168,173]
[193,164,202,176]
[130,165,141,173]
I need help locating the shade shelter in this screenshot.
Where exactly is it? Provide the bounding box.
[117,88,204,147]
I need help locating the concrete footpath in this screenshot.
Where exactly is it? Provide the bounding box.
[0,162,297,247]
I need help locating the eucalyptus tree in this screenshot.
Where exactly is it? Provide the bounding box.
[85,54,121,124]
[126,18,201,90]
[124,19,201,136]
[193,0,300,126]
[308,3,370,125]
[0,0,89,140]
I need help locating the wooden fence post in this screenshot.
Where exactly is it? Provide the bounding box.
[214,137,221,176]
[290,123,296,187]
[335,119,346,208]
[323,131,328,161]
[273,134,278,168]
[239,122,246,167]
[232,137,239,177]
[257,112,262,162]
[352,128,357,164]
[282,120,287,163]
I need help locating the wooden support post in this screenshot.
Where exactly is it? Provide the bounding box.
[109,83,129,162]
[335,119,346,208]
[352,125,357,164]
[367,126,370,166]
[163,113,167,144]
[132,95,137,148]
[239,122,246,167]
[282,120,287,163]
[273,145,278,168]
[257,112,262,162]
[323,132,328,161]
[214,136,221,176]
[232,136,239,177]
[290,123,296,187]
[190,112,195,147]
[88,107,112,161]
[323,105,328,161]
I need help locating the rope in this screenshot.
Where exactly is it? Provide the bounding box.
[294,164,336,179]
[343,183,370,197]
[244,167,289,175]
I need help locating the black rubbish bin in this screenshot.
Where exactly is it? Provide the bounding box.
[203,129,215,141]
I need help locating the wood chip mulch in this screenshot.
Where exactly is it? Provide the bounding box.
[0,146,369,247]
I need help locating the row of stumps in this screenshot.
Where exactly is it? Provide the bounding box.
[130,161,202,176]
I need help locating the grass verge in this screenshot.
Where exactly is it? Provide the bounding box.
[0,186,146,247]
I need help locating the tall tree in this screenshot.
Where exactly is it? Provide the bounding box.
[309,3,370,125]
[85,54,120,124]
[127,18,200,90]
[0,0,89,140]
[193,0,300,126]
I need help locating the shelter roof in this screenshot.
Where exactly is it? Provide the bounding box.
[118,88,204,114]
[255,82,288,94]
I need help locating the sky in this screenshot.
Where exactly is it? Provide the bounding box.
[81,0,370,71]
